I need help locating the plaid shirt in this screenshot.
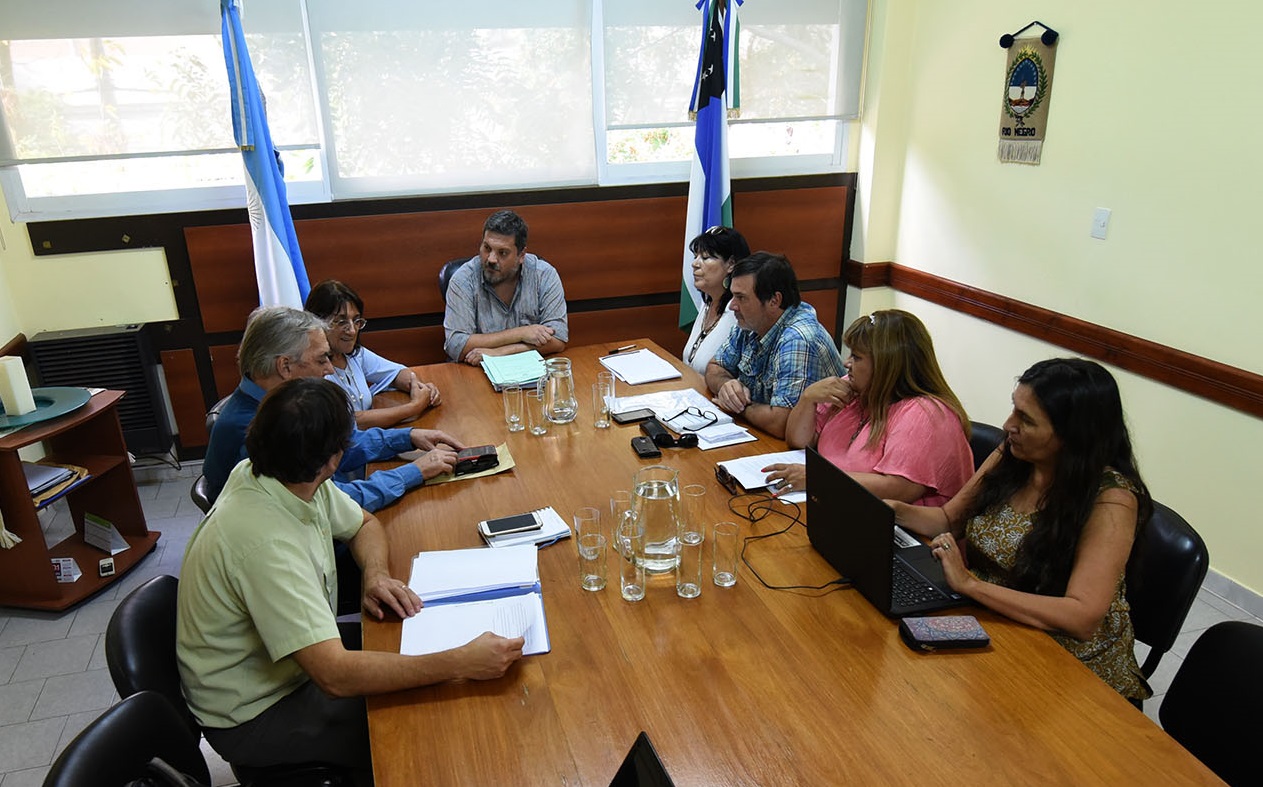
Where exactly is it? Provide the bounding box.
[712,302,844,408]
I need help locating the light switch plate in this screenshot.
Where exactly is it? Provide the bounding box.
[1091,207,1111,240]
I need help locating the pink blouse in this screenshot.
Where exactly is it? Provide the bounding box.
[814,396,973,507]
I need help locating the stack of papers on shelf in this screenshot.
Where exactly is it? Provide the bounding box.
[610,388,756,450]
[481,506,571,548]
[23,462,75,497]
[480,350,547,391]
[715,449,808,503]
[599,348,683,385]
[402,544,550,657]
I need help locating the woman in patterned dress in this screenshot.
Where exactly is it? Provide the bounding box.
[890,358,1152,701]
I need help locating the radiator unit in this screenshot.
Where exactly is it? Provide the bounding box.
[28,324,173,457]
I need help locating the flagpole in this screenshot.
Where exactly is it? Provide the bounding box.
[680,0,740,330]
[220,0,311,309]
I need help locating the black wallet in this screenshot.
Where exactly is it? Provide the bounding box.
[898,615,990,652]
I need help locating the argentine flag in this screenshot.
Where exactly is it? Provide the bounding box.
[681,0,740,329]
[221,0,310,309]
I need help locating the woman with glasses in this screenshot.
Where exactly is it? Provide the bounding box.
[682,225,751,374]
[764,310,972,505]
[304,279,441,429]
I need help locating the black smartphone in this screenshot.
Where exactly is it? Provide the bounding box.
[612,408,656,424]
[640,418,674,447]
[631,436,662,458]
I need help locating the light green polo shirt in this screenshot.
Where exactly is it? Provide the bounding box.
[176,460,364,729]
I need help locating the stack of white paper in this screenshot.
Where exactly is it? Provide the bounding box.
[599,348,682,385]
[407,543,539,602]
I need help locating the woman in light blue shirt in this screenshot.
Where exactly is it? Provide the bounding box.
[305,280,440,428]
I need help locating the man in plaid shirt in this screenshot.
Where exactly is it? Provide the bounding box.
[706,252,844,438]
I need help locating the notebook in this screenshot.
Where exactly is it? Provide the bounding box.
[401,544,550,656]
[804,447,967,617]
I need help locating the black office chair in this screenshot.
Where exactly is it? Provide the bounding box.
[1159,620,1263,786]
[967,420,1005,470]
[438,257,468,302]
[1125,501,1209,679]
[105,576,350,787]
[190,394,232,514]
[44,690,211,787]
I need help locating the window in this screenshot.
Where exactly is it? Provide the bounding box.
[601,0,866,181]
[0,0,866,221]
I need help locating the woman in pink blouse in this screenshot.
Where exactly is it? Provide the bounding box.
[763,310,972,505]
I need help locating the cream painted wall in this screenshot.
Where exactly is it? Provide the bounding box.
[0,189,178,340]
[855,0,1263,593]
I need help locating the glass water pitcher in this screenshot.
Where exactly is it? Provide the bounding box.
[543,357,578,424]
[631,464,681,573]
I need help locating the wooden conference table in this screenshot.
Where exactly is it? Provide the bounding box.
[364,340,1218,785]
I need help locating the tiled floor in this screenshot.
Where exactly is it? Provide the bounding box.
[0,466,236,787]
[1,470,1260,785]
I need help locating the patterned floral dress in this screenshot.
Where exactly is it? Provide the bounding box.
[964,469,1152,701]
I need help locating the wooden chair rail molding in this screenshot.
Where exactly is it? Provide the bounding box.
[847,260,1263,419]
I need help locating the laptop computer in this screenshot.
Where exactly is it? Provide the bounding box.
[609,731,675,787]
[805,447,968,617]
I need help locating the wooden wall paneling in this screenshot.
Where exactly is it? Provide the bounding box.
[159,349,207,449]
[521,197,687,299]
[737,187,849,280]
[568,304,686,357]
[362,327,447,368]
[209,344,241,400]
[801,290,839,346]
[296,211,476,318]
[184,224,258,335]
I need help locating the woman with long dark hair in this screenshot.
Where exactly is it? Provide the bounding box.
[892,358,1152,701]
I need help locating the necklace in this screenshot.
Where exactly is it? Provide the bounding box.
[686,308,721,365]
[848,414,870,446]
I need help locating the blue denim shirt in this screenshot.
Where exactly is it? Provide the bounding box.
[202,378,423,512]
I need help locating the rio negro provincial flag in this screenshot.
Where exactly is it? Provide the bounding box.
[220,0,310,308]
[680,0,741,329]
[998,35,1058,166]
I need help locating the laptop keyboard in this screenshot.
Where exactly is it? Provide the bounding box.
[891,559,946,607]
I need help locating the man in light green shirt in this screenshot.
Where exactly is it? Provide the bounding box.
[177,378,524,779]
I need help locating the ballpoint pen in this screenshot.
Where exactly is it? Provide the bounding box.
[608,344,637,354]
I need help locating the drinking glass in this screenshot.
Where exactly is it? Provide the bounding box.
[573,507,601,541]
[577,534,607,592]
[676,528,704,598]
[526,388,549,436]
[618,518,646,602]
[712,521,739,587]
[592,372,616,429]
[502,385,525,433]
